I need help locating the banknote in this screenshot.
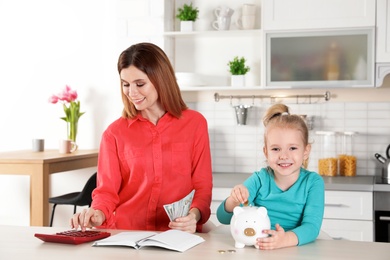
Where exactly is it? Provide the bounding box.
[163,190,195,221]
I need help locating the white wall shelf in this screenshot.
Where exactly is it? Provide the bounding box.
[164,29,262,38]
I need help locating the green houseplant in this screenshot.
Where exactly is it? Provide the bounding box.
[228,56,250,87]
[176,3,199,21]
[176,3,199,31]
[228,56,250,75]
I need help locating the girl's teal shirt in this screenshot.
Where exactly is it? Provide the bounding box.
[216,168,325,246]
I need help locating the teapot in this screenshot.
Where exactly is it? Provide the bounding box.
[374,144,390,184]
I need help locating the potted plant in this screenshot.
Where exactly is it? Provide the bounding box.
[227,56,250,87]
[176,2,199,32]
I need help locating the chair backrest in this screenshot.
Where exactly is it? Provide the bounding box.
[78,172,97,205]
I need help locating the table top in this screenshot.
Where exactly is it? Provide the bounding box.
[1,225,389,260]
[0,149,98,163]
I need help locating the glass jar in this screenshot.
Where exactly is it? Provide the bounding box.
[338,131,357,177]
[316,131,338,176]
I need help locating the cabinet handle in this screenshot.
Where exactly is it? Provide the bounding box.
[379,216,390,221]
[325,203,345,207]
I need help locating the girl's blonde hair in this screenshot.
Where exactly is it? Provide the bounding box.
[263,103,310,168]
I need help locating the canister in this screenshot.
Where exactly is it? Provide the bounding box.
[338,131,357,177]
[316,131,338,176]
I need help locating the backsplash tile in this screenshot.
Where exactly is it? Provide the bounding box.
[189,101,390,177]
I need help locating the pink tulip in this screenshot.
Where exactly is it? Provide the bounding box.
[59,85,78,102]
[58,91,72,103]
[69,89,78,101]
[48,95,59,104]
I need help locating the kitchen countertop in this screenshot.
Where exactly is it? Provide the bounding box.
[213,172,390,192]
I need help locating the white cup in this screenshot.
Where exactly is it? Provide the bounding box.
[59,139,78,154]
[237,15,256,30]
[214,5,234,18]
[242,4,256,16]
[212,16,231,30]
[32,139,44,152]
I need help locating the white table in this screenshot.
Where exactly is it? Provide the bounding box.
[1,225,389,260]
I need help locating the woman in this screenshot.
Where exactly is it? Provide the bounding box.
[71,42,212,233]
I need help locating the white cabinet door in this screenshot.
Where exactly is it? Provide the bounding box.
[262,0,376,30]
[376,0,390,62]
[322,191,374,242]
[324,191,373,220]
[321,219,374,242]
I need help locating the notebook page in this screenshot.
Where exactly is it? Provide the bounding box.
[93,231,157,247]
[138,230,204,252]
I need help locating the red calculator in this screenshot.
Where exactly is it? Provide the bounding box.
[34,230,111,245]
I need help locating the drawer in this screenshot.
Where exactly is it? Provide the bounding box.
[324,191,373,220]
[321,219,373,242]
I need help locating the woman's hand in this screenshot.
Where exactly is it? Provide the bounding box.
[256,224,298,250]
[70,208,105,231]
[168,208,200,233]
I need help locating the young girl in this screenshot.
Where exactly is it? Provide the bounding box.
[217,103,324,249]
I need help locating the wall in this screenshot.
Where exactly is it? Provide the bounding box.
[182,78,390,176]
[0,0,141,227]
[185,89,390,177]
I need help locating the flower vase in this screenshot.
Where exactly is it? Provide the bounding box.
[67,120,78,144]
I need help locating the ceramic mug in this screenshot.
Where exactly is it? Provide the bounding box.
[32,139,44,152]
[236,15,256,30]
[59,139,78,154]
[214,5,234,18]
[242,4,256,16]
[212,16,231,30]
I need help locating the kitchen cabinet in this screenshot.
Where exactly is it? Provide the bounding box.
[375,0,390,87]
[262,0,375,30]
[263,28,375,88]
[162,0,381,90]
[210,188,230,226]
[322,190,373,242]
[376,0,390,62]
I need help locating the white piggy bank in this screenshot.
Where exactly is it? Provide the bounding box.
[230,206,271,248]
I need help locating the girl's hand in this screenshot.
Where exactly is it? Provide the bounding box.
[256,224,298,250]
[230,184,249,204]
[224,184,249,212]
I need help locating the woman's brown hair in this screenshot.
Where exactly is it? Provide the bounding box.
[117,42,187,118]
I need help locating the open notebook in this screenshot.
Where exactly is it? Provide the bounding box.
[92,229,205,252]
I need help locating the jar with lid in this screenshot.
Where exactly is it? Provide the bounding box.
[338,131,357,176]
[316,131,338,176]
